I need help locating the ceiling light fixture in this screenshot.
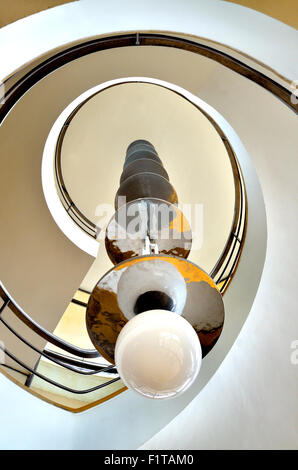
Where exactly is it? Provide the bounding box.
[86,140,224,399]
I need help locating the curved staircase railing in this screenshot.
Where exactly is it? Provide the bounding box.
[0,32,251,401]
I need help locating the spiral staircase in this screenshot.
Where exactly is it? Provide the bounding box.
[0,0,296,450]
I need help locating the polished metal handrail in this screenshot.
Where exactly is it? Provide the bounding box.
[0,309,113,376]
[43,349,117,374]
[0,297,120,395]
[0,345,120,395]
[210,149,246,293]
[0,285,99,359]
[1,34,295,120]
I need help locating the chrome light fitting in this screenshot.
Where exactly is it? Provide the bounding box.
[86,140,224,399]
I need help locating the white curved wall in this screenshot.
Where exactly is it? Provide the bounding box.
[0,0,297,450]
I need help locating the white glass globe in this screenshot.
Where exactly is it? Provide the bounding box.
[115,309,202,399]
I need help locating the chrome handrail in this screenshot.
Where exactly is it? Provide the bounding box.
[0,311,113,376]
[0,285,99,359]
[43,349,117,374]
[0,296,120,395]
[1,345,120,395]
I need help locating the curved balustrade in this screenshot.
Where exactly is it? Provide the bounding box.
[0,295,120,396]
[0,32,256,403]
[0,285,98,359]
